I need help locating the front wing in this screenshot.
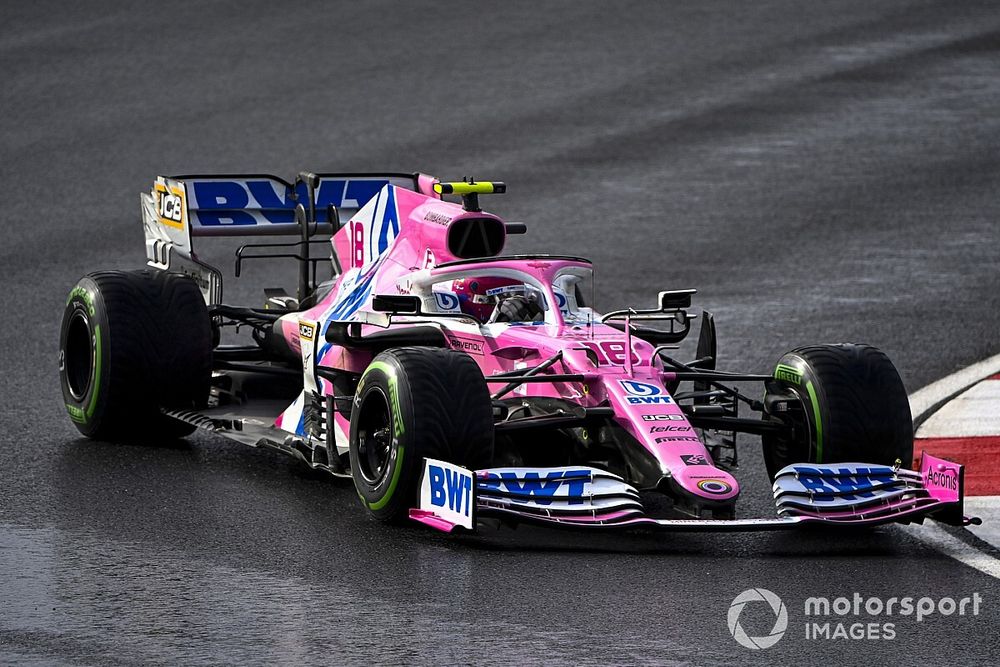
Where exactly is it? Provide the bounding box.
[409,452,977,533]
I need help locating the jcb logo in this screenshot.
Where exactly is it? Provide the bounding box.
[160,192,183,222]
[642,414,685,422]
[154,182,186,230]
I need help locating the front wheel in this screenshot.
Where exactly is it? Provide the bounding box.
[762,343,913,480]
[349,347,494,523]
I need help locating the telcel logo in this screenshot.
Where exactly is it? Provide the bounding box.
[619,380,673,405]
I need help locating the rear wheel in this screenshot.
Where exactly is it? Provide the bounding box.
[349,347,494,523]
[59,270,213,440]
[762,343,912,479]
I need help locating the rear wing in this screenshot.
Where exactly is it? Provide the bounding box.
[142,172,438,303]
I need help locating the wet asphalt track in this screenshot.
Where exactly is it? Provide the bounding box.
[3,1,1000,664]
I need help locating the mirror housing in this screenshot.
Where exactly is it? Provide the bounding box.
[371,294,422,314]
[659,289,696,311]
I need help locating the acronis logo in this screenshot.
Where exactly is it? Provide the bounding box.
[478,469,591,505]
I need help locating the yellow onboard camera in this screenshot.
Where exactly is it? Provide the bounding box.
[433,180,506,211]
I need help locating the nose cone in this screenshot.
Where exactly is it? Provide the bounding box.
[673,465,740,502]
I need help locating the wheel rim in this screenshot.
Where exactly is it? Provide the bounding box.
[64,309,93,401]
[356,387,393,485]
[763,384,814,479]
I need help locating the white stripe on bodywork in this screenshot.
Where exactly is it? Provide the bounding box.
[277,391,305,435]
[334,413,350,455]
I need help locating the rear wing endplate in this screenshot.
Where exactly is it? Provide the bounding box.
[142,172,437,303]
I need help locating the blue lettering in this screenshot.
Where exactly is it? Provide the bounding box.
[445,469,466,513]
[794,466,897,500]
[500,471,565,505]
[478,472,501,492]
[429,465,445,507]
[796,468,836,495]
[344,180,387,210]
[246,180,302,224]
[192,181,256,226]
[191,178,390,227]
[621,380,660,396]
[315,180,346,222]
[823,468,877,498]
[627,396,673,405]
[564,477,586,504]
[464,475,472,516]
[378,186,399,254]
[195,181,250,209]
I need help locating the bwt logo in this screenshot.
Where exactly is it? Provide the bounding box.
[427,464,473,517]
[795,466,896,500]
[189,179,389,226]
[619,380,673,405]
[479,470,590,505]
[434,291,460,312]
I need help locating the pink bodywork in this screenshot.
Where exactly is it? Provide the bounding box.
[275,183,738,503]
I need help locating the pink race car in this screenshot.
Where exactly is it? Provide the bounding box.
[59,172,976,534]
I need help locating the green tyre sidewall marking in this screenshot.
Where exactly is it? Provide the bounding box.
[787,355,826,465]
[773,363,802,386]
[61,280,107,433]
[367,442,404,511]
[788,354,826,465]
[805,379,823,463]
[767,353,827,469]
[352,360,409,514]
[64,324,102,423]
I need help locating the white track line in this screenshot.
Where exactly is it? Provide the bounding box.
[898,522,1000,580]
[902,352,1000,580]
[918,379,1000,438]
[909,351,1000,420]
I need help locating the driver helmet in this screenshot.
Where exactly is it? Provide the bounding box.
[450,277,527,322]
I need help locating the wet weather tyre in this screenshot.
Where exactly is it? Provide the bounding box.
[349,347,494,523]
[59,270,213,440]
[761,343,912,480]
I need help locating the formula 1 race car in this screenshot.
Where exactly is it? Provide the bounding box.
[58,172,976,534]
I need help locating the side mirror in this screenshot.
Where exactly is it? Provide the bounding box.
[659,289,696,311]
[372,295,422,314]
